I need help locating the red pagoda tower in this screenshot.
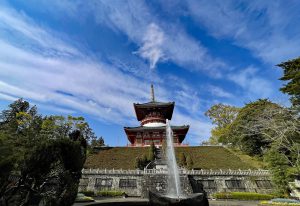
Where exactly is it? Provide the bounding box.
[124,85,189,147]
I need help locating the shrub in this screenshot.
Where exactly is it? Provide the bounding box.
[178,152,186,167]
[75,193,94,202]
[186,154,194,170]
[148,142,155,161]
[259,200,300,206]
[97,190,124,197]
[80,190,95,197]
[213,192,275,200]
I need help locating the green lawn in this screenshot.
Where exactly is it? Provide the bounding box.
[85,146,262,170]
[85,147,149,170]
[175,146,259,169]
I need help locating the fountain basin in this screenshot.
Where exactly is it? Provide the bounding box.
[149,191,209,206]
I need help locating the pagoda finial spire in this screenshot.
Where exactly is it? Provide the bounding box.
[151,84,155,102]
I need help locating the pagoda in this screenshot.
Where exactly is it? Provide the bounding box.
[124,85,189,147]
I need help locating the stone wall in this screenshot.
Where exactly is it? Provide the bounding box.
[80,169,272,197]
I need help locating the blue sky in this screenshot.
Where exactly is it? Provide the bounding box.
[0,0,299,146]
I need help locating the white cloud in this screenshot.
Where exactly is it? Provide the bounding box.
[0,6,81,58]
[186,0,300,64]
[136,23,165,69]
[228,67,273,98]
[0,4,214,143]
[33,0,226,75]
[207,85,234,98]
[172,111,213,144]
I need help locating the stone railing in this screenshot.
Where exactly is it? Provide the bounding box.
[82,168,270,176]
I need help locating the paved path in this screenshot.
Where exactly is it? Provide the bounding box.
[73,197,260,206]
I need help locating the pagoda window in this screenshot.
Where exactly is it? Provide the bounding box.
[143,132,150,138]
[153,131,160,138]
[137,132,142,138]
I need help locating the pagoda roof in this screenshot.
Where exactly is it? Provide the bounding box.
[133,101,175,121]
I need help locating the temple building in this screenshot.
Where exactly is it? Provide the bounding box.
[124,85,189,147]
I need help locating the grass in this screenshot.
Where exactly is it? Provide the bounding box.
[85,146,263,170]
[97,190,124,197]
[175,146,259,169]
[85,147,149,169]
[226,148,267,169]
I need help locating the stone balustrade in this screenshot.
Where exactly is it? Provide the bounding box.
[82,168,270,176]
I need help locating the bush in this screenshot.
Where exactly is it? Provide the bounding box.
[259,200,300,206]
[213,192,275,200]
[80,190,95,197]
[97,190,124,197]
[75,193,94,202]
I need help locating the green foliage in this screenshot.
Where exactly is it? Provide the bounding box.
[186,154,194,170]
[229,99,282,156]
[0,99,95,205]
[175,146,258,169]
[97,190,124,197]
[75,196,94,203]
[213,192,275,200]
[205,103,240,145]
[277,57,300,110]
[259,200,300,206]
[0,133,16,190]
[86,147,149,170]
[264,148,291,195]
[80,190,95,197]
[90,136,105,147]
[135,154,150,169]
[178,152,187,167]
[148,142,155,161]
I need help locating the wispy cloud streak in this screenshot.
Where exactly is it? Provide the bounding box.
[136,23,165,69]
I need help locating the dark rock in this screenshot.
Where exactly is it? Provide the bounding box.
[149,191,209,206]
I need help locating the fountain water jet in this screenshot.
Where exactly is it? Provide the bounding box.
[166,119,183,198]
[149,119,209,206]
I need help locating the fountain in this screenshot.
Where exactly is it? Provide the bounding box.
[149,120,209,206]
[166,119,183,198]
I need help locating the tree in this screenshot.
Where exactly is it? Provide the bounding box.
[277,57,300,111]
[0,99,93,205]
[148,142,155,161]
[229,99,283,156]
[264,148,290,195]
[178,152,186,167]
[135,154,150,169]
[186,154,194,170]
[235,101,300,194]
[40,115,96,142]
[90,136,105,147]
[205,103,240,144]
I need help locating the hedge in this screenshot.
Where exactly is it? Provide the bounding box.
[213,192,275,200]
[80,190,95,197]
[259,201,300,206]
[97,190,124,197]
